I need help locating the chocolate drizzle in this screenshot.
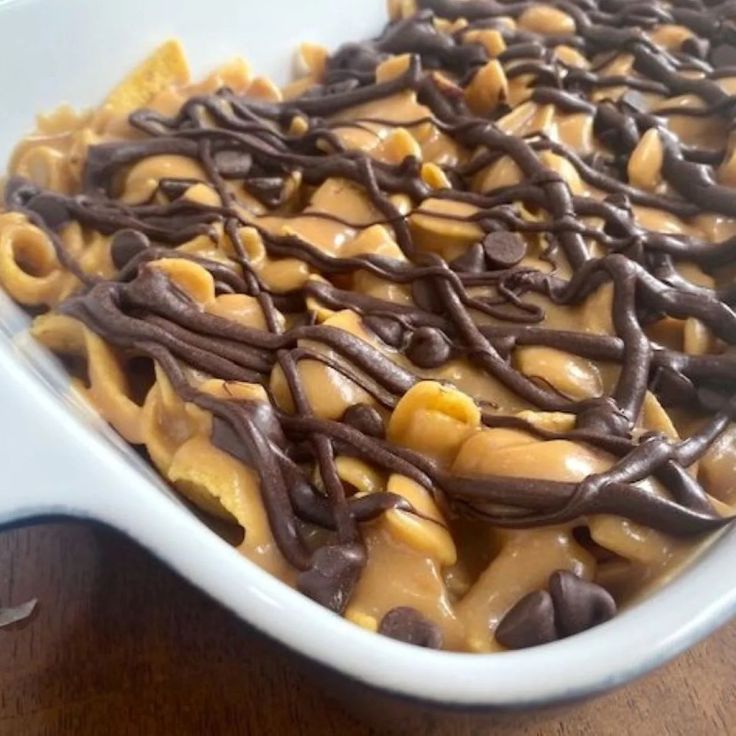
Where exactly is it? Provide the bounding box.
[5,0,736,613]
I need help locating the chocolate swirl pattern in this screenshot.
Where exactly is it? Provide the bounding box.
[2,0,736,651]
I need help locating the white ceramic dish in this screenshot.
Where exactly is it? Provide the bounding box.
[1,0,735,710]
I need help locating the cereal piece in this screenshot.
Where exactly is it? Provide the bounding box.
[259,256,311,293]
[538,150,585,195]
[515,411,576,434]
[334,456,385,495]
[410,198,485,257]
[375,54,412,84]
[453,430,611,481]
[554,45,589,69]
[121,155,206,205]
[380,128,422,165]
[168,434,290,578]
[698,424,736,505]
[514,346,603,400]
[149,259,216,305]
[0,215,64,306]
[32,314,146,443]
[270,310,376,420]
[464,60,508,116]
[104,40,190,115]
[206,294,273,331]
[648,25,693,51]
[345,608,379,632]
[383,475,457,566]
[247,76,283,102]
[295,42,328,80]
[588,515,674,566]
[518,5,576,35]
[497,101,555,137]
[347,525,464,649]
[463,29,507,59]
[420,162,452,190]
[209,57,252,93]
[683,317,713,356]
[472,155,524,193]
[555,112,595,155]
[641,392,679,440]
[183,183,221,208]
[388,381,480,465]
[282,76,319,101]
[11,146,68,191]
[289,115,309,136]
[457,530,594,653]
[628,128,664,192]
[387,0,417,21]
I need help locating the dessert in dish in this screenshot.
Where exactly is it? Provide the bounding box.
[1,0,735,653]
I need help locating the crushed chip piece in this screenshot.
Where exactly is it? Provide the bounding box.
[104,40,190,114]
[0,599,38,629]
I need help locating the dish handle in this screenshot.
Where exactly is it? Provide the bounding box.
[0,340,105,529]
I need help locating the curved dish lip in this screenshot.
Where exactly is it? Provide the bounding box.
[1,0,735,711]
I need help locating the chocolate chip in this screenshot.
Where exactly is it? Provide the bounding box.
[327,42,385,78]
[364,315,405,348]
[495,591,558,650]
[158,178,199,200]
[245,176,284,207]
[711,43,736,68]
[548,570,617,637]
[110,229,150,269]
[214,150,253,178]
[341,403,385,439]
[296,543,366,613]
[406,327,451,368]
[682,36,710,60]
[378,607,443,649]
[449,243,486,274]
[27,193,70,230]
[482,231,527,270]
[411,278,443,313]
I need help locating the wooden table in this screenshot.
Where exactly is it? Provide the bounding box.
[0,521,733,736]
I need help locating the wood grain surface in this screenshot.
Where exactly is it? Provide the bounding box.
[0,521,733,736]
